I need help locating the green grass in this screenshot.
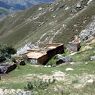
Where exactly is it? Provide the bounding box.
[0,61,95,89]
[71,44,95,62]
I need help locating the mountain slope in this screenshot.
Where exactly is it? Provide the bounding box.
[0,0,54,16]
[0,0,95,47]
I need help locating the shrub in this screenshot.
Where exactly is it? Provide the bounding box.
[24,79,56,91]
[46,56,57,67]
[0,43,16,62]
[0,55,6,62]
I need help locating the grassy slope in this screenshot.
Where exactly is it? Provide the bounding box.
[0,0,95,47]
[0,40,95,94]
[0,62,95,94]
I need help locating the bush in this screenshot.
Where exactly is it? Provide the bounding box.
[24,79,56,91]
[0,55,6,62]
[0,43,16,62]
[46,56,57,67]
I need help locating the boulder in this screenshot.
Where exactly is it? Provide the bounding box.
[6,64,17,74]
[90,56,95,61]
[0,66,7,74]
[0,64,17,74]
[56,55,73,65]
[67,42,81,52]
[79,18,95,41]
[65,68,74,71]
[19,61,26,66]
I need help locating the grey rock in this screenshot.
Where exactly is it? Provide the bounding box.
[17,91,32,95]
[55,54,64,59]
[56,55,73,65]
[90,56,95,61]
[0,64,17,74]
[67,42,81,52]
[79,17,95,41]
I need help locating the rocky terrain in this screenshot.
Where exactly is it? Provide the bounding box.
[0,0,95,95]
[0,0,94,48]
[0,0,53,17]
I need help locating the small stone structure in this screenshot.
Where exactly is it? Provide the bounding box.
[25,43,64,65]
[46,43,64,59]
[67,35,81,52]
[26,50,48,65]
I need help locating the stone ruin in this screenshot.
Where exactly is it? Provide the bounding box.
[67,35,81,52]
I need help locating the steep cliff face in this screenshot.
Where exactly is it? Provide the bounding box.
[0,0,95,48]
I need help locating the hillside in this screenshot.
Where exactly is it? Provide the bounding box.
[0,0,95,94]
[0,0,95,48]
[0,40,95,95]
[0,0,54,16]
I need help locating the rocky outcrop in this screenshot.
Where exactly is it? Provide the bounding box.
[56,54,73,65]
[79,17,95,41]
[90,56,95,61]
[0,89,32,95]
[0,63,17,74]
[67,42,81,52]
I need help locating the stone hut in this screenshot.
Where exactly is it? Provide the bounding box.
[26,50,48,65]
[25,43,64,65]
[46,43,64,58]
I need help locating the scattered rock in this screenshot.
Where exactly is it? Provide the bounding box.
[74,84,84,89]
[0,89,32,95]
[0,64,17,74]
[79,17,95,41]
[90,56,95,61]
[70,62,75,65]
[87,0,93,5]
[52,71,65,81]
[56,55,73,65]
[87,79,94,84]
[65,7,69,10]
[65,68,74,71]
[17,90,32,95]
